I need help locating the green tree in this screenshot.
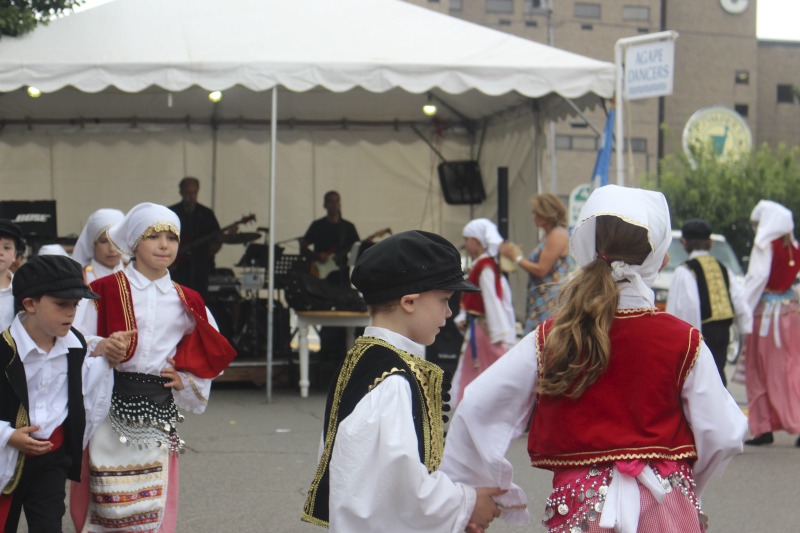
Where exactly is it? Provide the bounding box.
[0,0,82,38]
[649,143,800,262]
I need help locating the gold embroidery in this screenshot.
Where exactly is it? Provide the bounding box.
[369,368,405,391]
[1,329,28,495]
[693,255,735,323]
[302,337,444,527]
[182,373,208,405]
[113,272,138,361]
[531,448,697,468]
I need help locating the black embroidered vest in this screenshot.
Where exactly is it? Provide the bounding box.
[302,337,446,528]
[0,327,88,493]
[685,255,734,325]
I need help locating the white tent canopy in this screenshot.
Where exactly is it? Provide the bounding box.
[0,0,614,400]
[0,0,613,123]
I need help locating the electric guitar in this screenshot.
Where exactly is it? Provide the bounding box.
[171,213,256,271]
[310,227,391,279]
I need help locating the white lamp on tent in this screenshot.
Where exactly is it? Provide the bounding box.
[422,93,437,116]
[208,90,222,103]
[27,86,42,98]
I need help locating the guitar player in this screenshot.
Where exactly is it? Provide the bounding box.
[168,176,223,298]
[301,190,361,287]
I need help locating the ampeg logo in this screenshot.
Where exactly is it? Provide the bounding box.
[12,213,52,223]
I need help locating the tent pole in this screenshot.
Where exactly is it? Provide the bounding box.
[266,87,278,403]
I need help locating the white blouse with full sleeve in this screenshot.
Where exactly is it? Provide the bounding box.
[73,263,217,414]
[439,285,748,531]
[324,326,476,533]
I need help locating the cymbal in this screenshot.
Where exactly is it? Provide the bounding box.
[222,232,261,244]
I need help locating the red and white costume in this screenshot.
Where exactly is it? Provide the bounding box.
[440,186,746,533]
[742,200,800,437]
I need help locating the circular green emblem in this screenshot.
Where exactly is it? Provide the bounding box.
[682,106,752,164]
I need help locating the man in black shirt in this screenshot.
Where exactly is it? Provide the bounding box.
[168,177,221,299]
[301,191,360,286]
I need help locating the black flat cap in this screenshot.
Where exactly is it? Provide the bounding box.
[13,255,100,306]
[681,219,712,240]
[0,219,24,251]
[351,230,480,305]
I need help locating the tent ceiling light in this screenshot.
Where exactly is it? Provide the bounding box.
[208,90,222,103]
[27,86,42,98]
[422,94,437,116]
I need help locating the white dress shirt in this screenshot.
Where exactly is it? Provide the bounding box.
[440,285,747,532]
[666,250,752,334]
[0,313,114,491]
[84,258,124,284]
[325,326,476,533]
[74,263,216,414]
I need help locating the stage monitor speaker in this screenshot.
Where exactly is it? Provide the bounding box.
[437,161,486,205]
[0,200,57,241]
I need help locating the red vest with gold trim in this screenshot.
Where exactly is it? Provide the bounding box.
[528,310,701,469]
[90,271,236,378]
[766,238,800,292]
[460,257,501,315]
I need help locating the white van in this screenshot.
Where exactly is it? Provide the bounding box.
[652,230,745,363]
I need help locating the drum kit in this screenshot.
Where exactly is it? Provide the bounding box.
[207,228,292,362]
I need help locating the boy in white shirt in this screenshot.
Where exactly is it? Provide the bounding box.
[303,230,503,532]
[0,255,116,531]
[0,219,25,330]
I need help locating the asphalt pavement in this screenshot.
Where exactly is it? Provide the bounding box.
[21,366,800,532]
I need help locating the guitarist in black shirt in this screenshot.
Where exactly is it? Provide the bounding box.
[169,177,222,299]
[301,191,360,286]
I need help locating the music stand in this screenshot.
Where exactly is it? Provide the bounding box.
[274,254,307,289]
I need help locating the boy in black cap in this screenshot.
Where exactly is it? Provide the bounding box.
[0,219,25,331]
[303,230,503,533]
[0,255,118,531]
[666,219,752,385]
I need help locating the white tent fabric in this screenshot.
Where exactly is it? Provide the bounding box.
[0,0,614,123]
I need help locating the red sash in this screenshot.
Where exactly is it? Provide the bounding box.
[90,271,236,378]
[766,238,800,292]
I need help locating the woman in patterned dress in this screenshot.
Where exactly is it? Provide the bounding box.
[500,193,572,335]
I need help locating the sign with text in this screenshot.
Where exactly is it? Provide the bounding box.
[568,184,592,232]
[624,39,675,100]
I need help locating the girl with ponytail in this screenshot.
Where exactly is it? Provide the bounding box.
[441,185,747,533]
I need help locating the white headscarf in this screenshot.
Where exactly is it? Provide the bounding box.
[750,200,795,250]
[463,218,504,257]
[37,244,69,257]
[107,203,180,257]
[570,185,672,307]
[72,208,125,266]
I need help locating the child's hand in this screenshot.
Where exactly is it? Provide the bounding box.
[7,425,53,456]
[95,329,137,366]
[469,487,504,530]
[161,357,185,391]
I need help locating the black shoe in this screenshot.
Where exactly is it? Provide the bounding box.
[744,432,774,446]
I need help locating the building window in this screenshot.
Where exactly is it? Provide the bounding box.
[777,84,795,103]
[623,6,650,21]
[555,135,572,150]
[524,0,547,14]
[628,138,647,153]
[581,23,594,30]
[450,0,463,11]
[637,27,650,33]
[574,2,601,19]
[427,0,440,3]
[525,19,539,27]
[735,70,749,84]
[734,104,749,118]
[486,0,513,14]
[498,18,512,26]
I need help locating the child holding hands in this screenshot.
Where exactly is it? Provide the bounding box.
[303,230,503,532]
[0,255,116,531]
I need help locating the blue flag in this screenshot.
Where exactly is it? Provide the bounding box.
[592,108,615,189]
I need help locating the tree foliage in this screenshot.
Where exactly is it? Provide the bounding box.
[0,0,82,38]
[647,143,800,262]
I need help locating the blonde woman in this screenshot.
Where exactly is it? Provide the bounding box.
[500,193,572,335]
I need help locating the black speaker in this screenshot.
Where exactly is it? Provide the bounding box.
[0,200,57,241]
[437,161,486,205]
